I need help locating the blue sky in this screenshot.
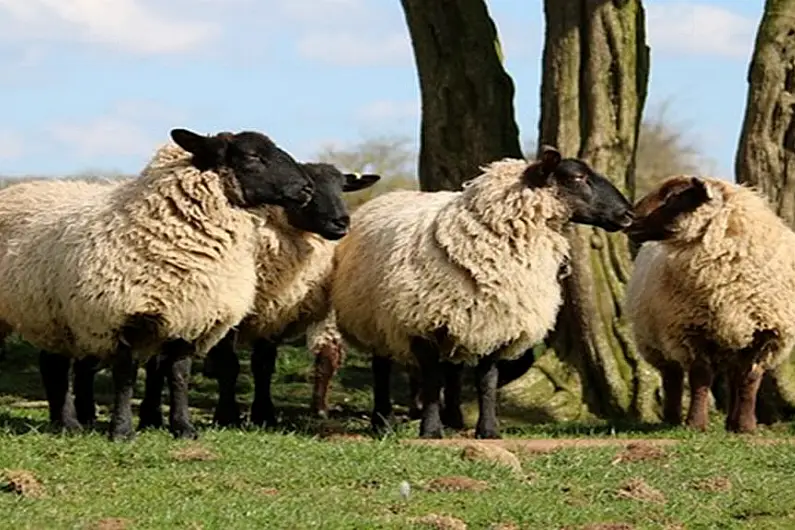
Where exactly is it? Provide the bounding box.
[0,0,761,179]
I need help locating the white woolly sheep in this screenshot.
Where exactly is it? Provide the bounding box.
[0,128,318,440]
[626,175,795,433]
[331,147,635,439]
[136,162,380,430]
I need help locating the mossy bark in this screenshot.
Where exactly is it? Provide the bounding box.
[399,0,523,191]
[734,0,795,423]
[495,0,659,424]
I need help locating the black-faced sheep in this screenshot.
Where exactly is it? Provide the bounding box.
[134,163,380,430]
[626,175,795,433]
[0,128,318,440]
[331,147,635,439]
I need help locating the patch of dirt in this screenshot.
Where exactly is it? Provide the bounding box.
[425,476,489,493]
[1,469,45,498]
[460,443,522,474]
[259,487,279,496]
[322,433,368,442]
[404,438,678,455]
[561,523,635,530]
[89,518,132,530]
[411,514,468,530]
[169,445,218,462]
[616,478,666,504]
[611,442,668,465]
[487,524,519,530]
[692,476,732,493]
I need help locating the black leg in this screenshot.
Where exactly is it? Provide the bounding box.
[474,353,500,439]
[412,338,444,439]
[138,354,165,430]
[109,343,138,441]
[370,355,393,432]
[73,356,99,426]
[250,339,278,428]
[164,340,197,439]
[407,367,423,420]
[441,362,465,430]
[39,351,81,432]
[209,332,241,427]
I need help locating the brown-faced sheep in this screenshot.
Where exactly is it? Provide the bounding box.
[626,175,795,433]
[0,128,317,440]
[331,147,634,439]
[135,163,380,430]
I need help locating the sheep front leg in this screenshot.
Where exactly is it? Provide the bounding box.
[660,361,684,426]
[411,337,444,439]
[73,356,99,426]
[138,354,165,430]
[475,353,500,439]
[208,332,241,427]
[311,341,343,419]
[441,362,464,430]
[39,351,81,432]
[250,339,279,427]
[732,364,764,434]
[370,355,393,432]
[109,343,138,441]
[685,358,713,431]
[163,340,197,439]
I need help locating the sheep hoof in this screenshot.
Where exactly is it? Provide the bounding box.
[171,424,199,440]
[419,428,443,439]
[108,427,136,442]
[475,429,501,440]
[250,411,278,429]
[213,412,242,428]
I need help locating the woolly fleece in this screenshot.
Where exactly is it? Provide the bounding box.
[627,177,795,370]
[0,143,260,359]
[331,158,571,366]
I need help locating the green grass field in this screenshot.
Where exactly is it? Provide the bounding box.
[1,336,795,530]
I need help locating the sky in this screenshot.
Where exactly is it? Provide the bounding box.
[0,0,761,179]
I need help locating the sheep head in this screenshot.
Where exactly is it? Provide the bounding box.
[627,175,720,244]
[170,128,316,210]
[523,146,634,232]
[283,162,380,241]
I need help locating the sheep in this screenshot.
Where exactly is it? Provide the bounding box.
[330,146,635,439]
[0,128,319,440]
[134,162,380,429]
[625,175,795,433]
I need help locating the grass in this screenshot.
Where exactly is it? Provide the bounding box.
[1,337,795,529]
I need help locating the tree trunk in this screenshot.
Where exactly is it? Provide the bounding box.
[734,0,795,423]
[497,0,660,424]
[400,0,523,192]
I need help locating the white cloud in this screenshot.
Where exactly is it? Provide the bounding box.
[0,131,26,160]
[357,100,419,124]
[0,0,217,54]
[646,3,756,59]
[298,32,411,67]
[47,100,186,158]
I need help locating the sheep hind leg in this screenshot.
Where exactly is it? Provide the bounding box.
[411,337,444,439]
[311,341,342,419]
[685,358,713,432]
[162,339,197,440]
[39,351,81,433]
[73,356,99,427]
[108,343,138,442]
[660,361,684,426]
[370,355,393,433]
[407,366,423,420]
[250,339,279,428]
[441,362,465,430]
[209,332,242,428]
[474,353,501,439]
[137,354,165,430]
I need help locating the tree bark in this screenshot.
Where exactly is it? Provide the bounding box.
[734,0,795,423]
[400,0,523,191]
[497,0,659,424]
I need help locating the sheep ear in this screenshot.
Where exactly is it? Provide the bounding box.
[690,176,712,200]
[170,128,228,162]
[538,145,562,175]
[343,173,381,192]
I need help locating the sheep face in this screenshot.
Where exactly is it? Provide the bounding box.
[627,175,713,244]
[524,146,634,232]
[170,128,315,210]
[284,162,380,240]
